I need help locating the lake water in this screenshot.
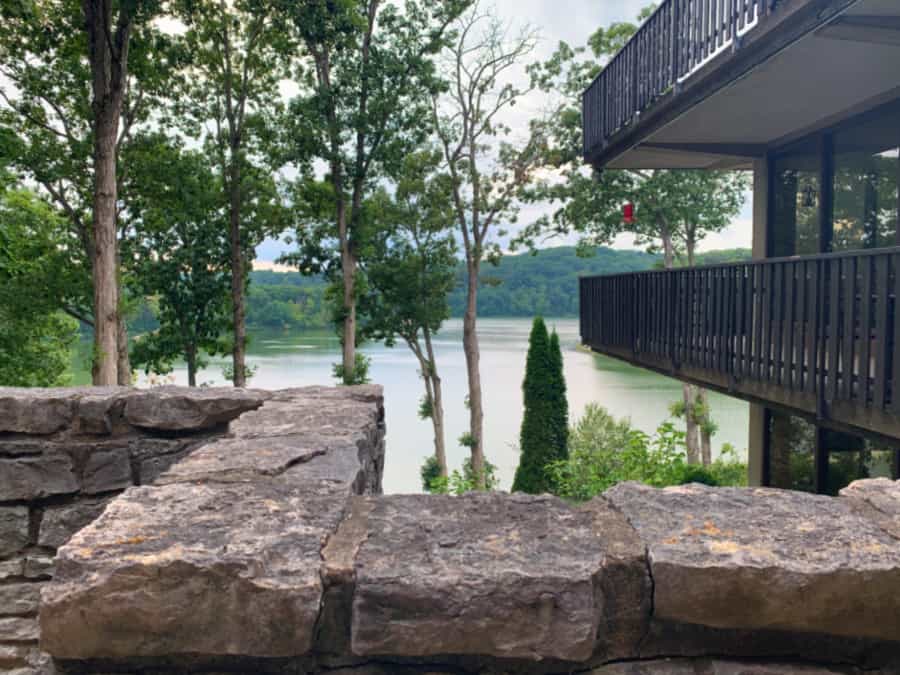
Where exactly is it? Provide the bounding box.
[73,317,749,493]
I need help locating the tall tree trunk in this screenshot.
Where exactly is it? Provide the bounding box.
[683,383,701,465]
[90,109,121,386]
[228,154,246,387]
[339,202,357,384]
[117,315,131,386]
[187,348,197,388]
[463,260,485,489]
[661,225,702,464]
[698,389,712,467]
[424,329,447,479]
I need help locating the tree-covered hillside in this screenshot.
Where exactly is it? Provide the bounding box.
[448,247,657,317]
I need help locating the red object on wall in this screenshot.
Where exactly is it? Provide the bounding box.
[623,202,635,224]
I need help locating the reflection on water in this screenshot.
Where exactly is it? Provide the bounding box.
[71,318,749,493]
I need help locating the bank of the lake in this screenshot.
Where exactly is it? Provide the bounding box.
[71,317,750,493]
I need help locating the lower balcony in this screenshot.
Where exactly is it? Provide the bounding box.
[580,248,900,443]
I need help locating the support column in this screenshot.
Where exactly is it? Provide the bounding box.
[748,157,770,486]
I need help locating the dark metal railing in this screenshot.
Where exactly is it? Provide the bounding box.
[580,249,900,438]
[583,0,775,157]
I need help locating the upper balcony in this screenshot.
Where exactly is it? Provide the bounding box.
[583,0,900,170]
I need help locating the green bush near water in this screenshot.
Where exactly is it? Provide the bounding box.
[547,404,747,502]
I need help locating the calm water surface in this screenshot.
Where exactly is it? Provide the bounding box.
[73,318,749,493]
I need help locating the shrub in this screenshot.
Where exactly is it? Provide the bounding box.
[547,404,747,501]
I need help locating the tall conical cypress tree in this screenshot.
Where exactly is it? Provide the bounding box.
[513,317,555,493]
[547,329,569,464]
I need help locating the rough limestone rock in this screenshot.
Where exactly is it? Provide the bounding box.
[350,492,651,664]
[155,434,328,485]
[0,583,40,616]
[589,658,880,674]
[122,387,266,431]
[604,482,900,643]
[40,481,347,660]
[0,506,29,557]
[38,499,111,549]
[0,389,77,435]
[80,447,132,495]
[0,617,39,642]
[840,478,900,540]
[0,453,78,501]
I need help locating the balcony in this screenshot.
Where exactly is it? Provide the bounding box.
[582,0,899,170]
[580,249,900,441]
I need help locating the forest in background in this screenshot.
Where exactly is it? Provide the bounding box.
[121,246,752,335]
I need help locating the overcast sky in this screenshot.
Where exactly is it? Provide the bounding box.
[257,0,752,263]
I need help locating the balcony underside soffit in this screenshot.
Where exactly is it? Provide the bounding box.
[607,0,900,170]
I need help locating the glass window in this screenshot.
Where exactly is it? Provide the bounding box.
[833,111,900,251]
[772,140,820,257]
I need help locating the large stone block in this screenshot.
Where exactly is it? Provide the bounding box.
[0,507,29,557]
[38,499,111,549]
[604,482,900,643]
[122,387,266,432]
[0,617,39,642]
[80,448,132,495]
[840,478,900,540]
[0,583,40,617]
[589,658,881,674]
[350,493,650,664]
[155,435,328,485]
[40,481,347,660]
[0,389,77,435]
[0,454,78,502]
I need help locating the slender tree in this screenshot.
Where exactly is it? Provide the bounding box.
[174,0,291,387]
[513,317,554,493]
[432,3,544,488]
[284,0,470,384]
[363,152,457,478]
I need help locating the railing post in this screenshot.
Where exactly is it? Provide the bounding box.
[671,0,681,83]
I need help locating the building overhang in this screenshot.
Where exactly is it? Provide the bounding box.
[587,0,900,171]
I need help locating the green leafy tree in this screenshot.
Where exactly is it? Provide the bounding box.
[363,151,457,478]
[0,0,173,384]
[513,317,559,493]
[520,7,748,464]
[0,185,79,386]
[432,3,544,488]
[173,0,293,387]
[282,0,470,385]
[122,136,231,386]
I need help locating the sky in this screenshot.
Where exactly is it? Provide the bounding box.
[257,0,753,263]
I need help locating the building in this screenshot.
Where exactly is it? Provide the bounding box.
[580,0,900,493]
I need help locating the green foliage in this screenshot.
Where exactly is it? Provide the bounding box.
[222,362,259,386]
[426,457,500,495]
[122,136,233,386]
[512,318,569,494]
[420,455,442,492]
[332,353,371,385]
[548,405,747,502]
[0,186,79,386]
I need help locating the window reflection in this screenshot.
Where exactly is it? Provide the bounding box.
[833,113,900,251]
[772,142,820,256]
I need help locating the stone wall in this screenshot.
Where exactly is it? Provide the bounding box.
[1,386,899,674]
[0,386,273,673]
